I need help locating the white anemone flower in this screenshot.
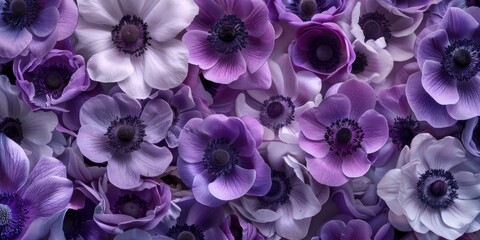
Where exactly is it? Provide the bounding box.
[75,0,199,99]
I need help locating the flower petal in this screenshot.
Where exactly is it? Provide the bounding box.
[131,144,172,177]
[289,181,322,219]
[30,7,59,37]
[22,176,72,217]
[87,48,134,83]
[77,126,113,164]
[341,149,370,178]
[107,154,142,189]
[208,166,255,201]
[417,29,450,68]
[421,60,459,105]
[0,135,29,193]
[440,7,479,41]
[192,170,225,207]
[117,58,153,99]
[358,110,388,153]
[141,99,173,143]
[183,30,220,70]
[203,53,246,84]
[79,94,120,129]
[306,153,349,187]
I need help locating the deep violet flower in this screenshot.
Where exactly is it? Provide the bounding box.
[0,0,78,62]
[183,0,275,84]
[235,54,322,144]
[268,0,348,22]
[13,48,92,111]
[315,219,373,240]
[75,0,199,99]
[289,20,355,82]
[177,114,272,207]
[0,134,73,240]
[378,134,480,239]
[299,79,388,186]
[415,7,480,120]
[77,93,173,189]
[0,75,58,165]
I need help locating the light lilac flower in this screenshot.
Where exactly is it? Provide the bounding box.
[0,0,78,62]
[183,0,275,84]
[347,0,421,62]
[230,142,328,239]
[415,7,480,120]
[75,0,199,99]
[0,134,73,239]
[299,79,388,186]
[235,54,322,144]
[289,21,355,82]
[77,93,173,189]
[14,48,92,111]
[0,75,58,165]
[377,133,480,239]
[268,0,348,22]
[177,114,272,207]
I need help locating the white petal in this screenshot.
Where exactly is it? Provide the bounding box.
[118,58,152,99]
[87,48,134,83]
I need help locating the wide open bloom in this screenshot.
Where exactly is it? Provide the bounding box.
[177,114,271,207]
[377,133,480,239]
[75,0,199,99]
[289,20,354,82]
[299,79,388,186]
[0,0,78,62]
[183,0,275,84]
[415,7,480,120]
[77,93,173,189]
[0,134,73,240]
[235,54,321,144]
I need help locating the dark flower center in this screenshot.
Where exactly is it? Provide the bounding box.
[0,117,23,144]
[105,115,146,153]
[358,12,392,43]
[308,36,342,73]
[286,0,330,21]
[259,95,295,130]
[229,215,243,240]
[472,121,480,149]
[0,193,27,240]
[417,169,458,209]
[63,210,84,240]
[203,138,238,176]
[1,0,39,29]
[167,224,205,240]
[259,170,292,208]
[465,0,480,7]
[324,118,364,157]
[442,39,480,82]
[112,194,148,219]
[391,116,421,149]
[112,15,151,57]
[208,15,248,55]
[351,51,368,74]
[199,73,220,97]
[30,65,73,100]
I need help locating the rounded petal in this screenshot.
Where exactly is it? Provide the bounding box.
[313,94,351,126]
[177,158,205,188]
[341,149,370,178]
[446,77,480,120]
[77,126,113,164]
[417,29,450,68]
[421,60,459,105]
[241,25,274,73]
[358,110,389,153]
[21,110,58,145]
[87,49,134,83]
[192,170,225,207]
[131,144,172,177]
[30,7,59,37]
[182,30,220,70]
[118,58,153,99]
[141,99,173,143]
[0,135,29,193]
[79,94,120,129]
[77,0,123,25]
[107,154,142,189]
[0,27,32,59]
[337,79,376,119]
[440,7,479,41]
[178,118,209,164]
[22,176,72,217]
[307,154,349,187]
[208,166,255,201]
[377,169,403,215]
[289,182,322,219]
[203,53,247,84]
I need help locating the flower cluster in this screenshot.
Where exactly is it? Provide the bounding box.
[1,0,480,239]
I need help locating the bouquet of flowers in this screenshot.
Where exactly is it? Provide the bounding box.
[0,0,479,239]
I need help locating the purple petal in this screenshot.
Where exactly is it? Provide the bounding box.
[337,79,376,119]
[177,158,205,188]
[0,27,32,59]
[30,7,59,37]
[183,30,220,70]
[187,0,224,31]
[314,94,351,126]
[246,152,271,196]
[321,220,345,240]
[22,176,72,217]
[421,60,459,105]
[0,135,29,193]
[131,144,172,177]
[299,108,326,141]
[275,205,311,239]
[406,72,457,128]
[417,30,450,69]
[343,220,372,240]
[55,0,78,40]
[79,94,120,129]
[242,0,269,37]
[77,0,123,26]
[341,149,370,178]
[203,53,247,84]
[140,99,173,143]
[229,62,272,90]
[200,115,241,141]
[299,136,330,159]
[192,170,225,207]
[214,0,253,19]
[289,182,322,219]
[170,86,196,112]
[87,48,134,83]
[77,126,112,164]
[117,59,153,99]
[455,171,480,200]
[446,77,480,120]
[358,110,388,153]
[440,7,479,41]
[242,25,274,73]
[107,154,142,189]
[111,93,142,117]
[178,118,209,164]
[307,153,349,187]
[208,166,255,200]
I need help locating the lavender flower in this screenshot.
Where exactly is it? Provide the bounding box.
[299,79,388,186]
[183,0,275,84]
[177,114,272,207]
[75,0,199,99]
[0,0,78,62]
[377,133,480,239]
[77,93,173,189]
[0,134,73,239]
[316,219,373,240]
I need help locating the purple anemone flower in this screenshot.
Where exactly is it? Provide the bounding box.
[416,7,480,120]
[84,177,172,234]
[183,0,275,84]
[289,21,355,82]
[177,114,272,207]
[0,0,78,62]
[235,54,322,144]
[13,48,92,111]
[269,0,348,22]
[0,134,73,240]
[299,79,388,186]
[221,214,264,240]
[77,93,173,189]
